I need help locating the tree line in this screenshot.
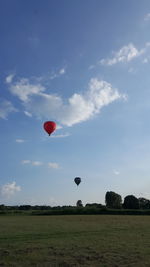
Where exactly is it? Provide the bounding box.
[105,191,150,209]
[0,191,150,215]
[77,191,150,210]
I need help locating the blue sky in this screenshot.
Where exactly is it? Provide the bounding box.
[1,0,150,205]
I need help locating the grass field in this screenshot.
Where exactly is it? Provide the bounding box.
[0,215,150,266]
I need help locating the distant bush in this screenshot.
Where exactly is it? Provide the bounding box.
[1,206,150,216]
[85,203,103,208]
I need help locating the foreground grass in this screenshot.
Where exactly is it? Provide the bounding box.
[0,215,150,266]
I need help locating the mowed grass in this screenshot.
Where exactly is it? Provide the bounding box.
[0,215,150,266]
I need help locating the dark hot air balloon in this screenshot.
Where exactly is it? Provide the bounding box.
[43,121,56,136]
[74,177,81,186]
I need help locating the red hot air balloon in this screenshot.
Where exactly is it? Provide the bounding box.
[43,121,56,136]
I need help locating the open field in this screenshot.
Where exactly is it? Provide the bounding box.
[0,215,150,266]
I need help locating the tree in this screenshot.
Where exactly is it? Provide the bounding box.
[76,200,83,207]
[139,197,150,209]
[105,191,122,209]
[0,204,6,211]
[123,195,139,209]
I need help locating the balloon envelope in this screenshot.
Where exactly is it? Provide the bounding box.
[74,177,81,186]
[43,121,56,135]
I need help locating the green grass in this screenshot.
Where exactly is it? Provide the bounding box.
[0,215,150,266]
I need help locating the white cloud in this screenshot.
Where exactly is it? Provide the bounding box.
[100,43,144,66]
[16,139,25,143]
[8,76,125,126]
[9,78,45,102]
[56,125,63,130]
[113,170,120,175]
[21,160,43,166]
[50,67,66,80]
[24,111,32,117]
[32,161,43,166]
[51,133,70,138]
[21,159,43,166]
[128,67,137,74]
[22,160,59,168]
[88,65,95,70]
[1,182,21,198]
[48,162,59,169]
[144,13,150,21]
[21,160,31,164]
[0,99,17,119]
[59,68,66,75]
[25,92,63,120]
[5,74,15,84]
[143,58,149,63]
[50,73,57,80]
[27,78,124,126]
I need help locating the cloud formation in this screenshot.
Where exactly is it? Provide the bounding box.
[100,43,144,66]
[0,182,21,198]
[8,77,125,126]
[0,99,17,119]
[21,160,43,166]
[59,68,66,75]
[24,111,32,117]
[16,139,25,143]
[48,162,59,169]
[49,67,66,80]
[21,160,31,164]
[21,160,59,169]
[10,78,45,102]
[32,161,43,166]
[51,133,70,138]
[5,74,15,84]
[113,170,120,175]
